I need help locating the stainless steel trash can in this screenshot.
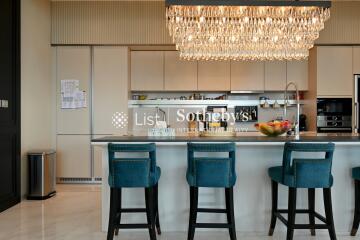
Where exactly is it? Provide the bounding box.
[27,150,56,200]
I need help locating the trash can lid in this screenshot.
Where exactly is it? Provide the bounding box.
[28,150,56,155]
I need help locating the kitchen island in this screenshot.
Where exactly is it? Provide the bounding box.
[92,134,360,235]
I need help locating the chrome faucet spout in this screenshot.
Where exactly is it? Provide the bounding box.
[156,107,167,126]
[284,82,300,138]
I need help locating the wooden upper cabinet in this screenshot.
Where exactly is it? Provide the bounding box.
[264,61,287,91]
[164,51,197,91]
[230,61,264,91]
[286,60,308,91]
[354,46,360,75]
[131,51,164,91]
[317,46,353,97]
[198,61,230,91]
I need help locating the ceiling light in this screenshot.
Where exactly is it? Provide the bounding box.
[166,0,331,61]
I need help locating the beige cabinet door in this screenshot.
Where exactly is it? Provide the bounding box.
[198,61,230,91]
[93,145,103,179]
[92,135,108,179]
[317,46,353,97]
[56,135,91,178]
[56,46,91,134]
[93,46,129,135]
[131,51,164,91]
[265,61,287,91]
[164,51,197,91]
[287,60,308,91]
[354,46,360,74]
[230,61,264,91]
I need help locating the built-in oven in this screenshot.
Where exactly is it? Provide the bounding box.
[317,98,352,133]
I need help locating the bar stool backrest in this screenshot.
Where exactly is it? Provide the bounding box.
[187,143,236,188]
[282,142,335,188]
[108,143,156,188]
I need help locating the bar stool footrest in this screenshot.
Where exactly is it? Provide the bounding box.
[116,223,150,229]
[294,224,329,229]
[197,208,227,213]
[277,209,327,224]
[194,223,232,228]
[120,208,146,213]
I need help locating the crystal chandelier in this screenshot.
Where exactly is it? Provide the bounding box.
[166,0,331,61]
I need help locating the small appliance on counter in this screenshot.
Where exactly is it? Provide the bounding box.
[187,106,235,136]
[235,106,258,122]
[317,98,352,133]
[27,150,56,200]
[299,114,307,131]
[206,106,229,131]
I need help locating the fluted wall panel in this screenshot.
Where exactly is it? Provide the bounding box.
[51,1,360,45]
[317,2,360,44]
[51,1,172,45]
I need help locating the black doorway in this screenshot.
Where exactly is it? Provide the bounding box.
[0,0,21,212]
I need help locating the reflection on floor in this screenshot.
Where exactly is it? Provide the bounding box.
[0,184,355,240]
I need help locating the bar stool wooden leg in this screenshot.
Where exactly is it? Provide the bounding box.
[226,187,237,240]
[268,180,278,236]
[323,188,337,240]
[107,188,118,240]
[286,187,297,240]
[154,184,161,235]
[352,180,360,236]
[145,187,157,240]
[114,188,122,236]
[188,187,198,240]
[308,188,316,236]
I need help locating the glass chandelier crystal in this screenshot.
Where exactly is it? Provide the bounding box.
[166,1,331,61]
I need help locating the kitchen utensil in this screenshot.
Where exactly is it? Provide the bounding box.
[260,99,270,108]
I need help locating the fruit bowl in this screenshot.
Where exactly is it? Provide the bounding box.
[255,120,292,137]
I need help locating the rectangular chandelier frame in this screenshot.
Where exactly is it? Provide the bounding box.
[165,0,331,8]
[165,0,332,61]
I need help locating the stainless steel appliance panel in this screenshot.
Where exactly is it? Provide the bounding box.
[355,75,360,133]
[317,98,353,133]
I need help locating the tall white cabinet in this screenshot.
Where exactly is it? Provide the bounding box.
[56,47,91,134]
[92,46,129,178]
[56,47,92,180]
[55,46,129,182]
[93,47,129,136]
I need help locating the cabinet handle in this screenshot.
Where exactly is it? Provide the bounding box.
[355,102,358,133]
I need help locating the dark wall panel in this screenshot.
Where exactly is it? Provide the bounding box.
[0,0,20,212]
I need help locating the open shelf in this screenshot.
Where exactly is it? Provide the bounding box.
[128,99,303,108]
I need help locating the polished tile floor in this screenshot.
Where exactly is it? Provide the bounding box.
[0,184,356,240]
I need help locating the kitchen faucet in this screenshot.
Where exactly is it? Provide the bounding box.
[284,82,300,138]
[156,107,168,127]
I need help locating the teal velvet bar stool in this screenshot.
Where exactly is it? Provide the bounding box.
[268,142,336,240]
[107,143,161,240]
[351,167,360,236]
[187,143,237,240]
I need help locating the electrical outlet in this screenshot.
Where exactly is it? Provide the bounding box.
[1,100,8,108]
